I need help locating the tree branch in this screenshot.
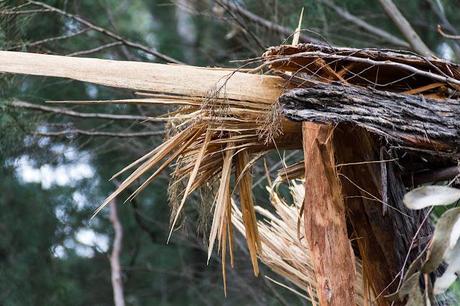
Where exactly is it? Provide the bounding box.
[8,28,91,50]
[27,1,183,64]
[9,101,164,122]
[217,0,323,44]
[109,200,126,306]
[438,25,460,41]
[318,0,410,48]
[0,8,52,15]
[409,166,460,186]
[378,0,434,57]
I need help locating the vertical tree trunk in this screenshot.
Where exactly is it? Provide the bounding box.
[110,200,126,306]
[302,122,356,306]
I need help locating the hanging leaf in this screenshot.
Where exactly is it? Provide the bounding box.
[419,207,460,295]
[403,186,460,210]
[433,241,460,294]
[422,207,460,273]
[449,216,460,249]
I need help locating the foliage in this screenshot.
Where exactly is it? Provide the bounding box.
[388,186,460,305]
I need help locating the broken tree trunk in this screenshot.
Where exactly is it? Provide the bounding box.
[0,50,359,304]
[332,128,433,306]
[281,85,444,304]
[0,50,452,305]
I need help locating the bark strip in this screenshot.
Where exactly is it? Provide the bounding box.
[281,84,460,152]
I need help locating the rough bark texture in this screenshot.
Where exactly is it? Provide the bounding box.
[281,84,460,153]
[302,122,356,306]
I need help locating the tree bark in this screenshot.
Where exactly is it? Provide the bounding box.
[302,122,356,306]
[332,128,420,306]
[280,84,460,153]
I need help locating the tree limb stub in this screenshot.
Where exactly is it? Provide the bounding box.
[280,84,460,154]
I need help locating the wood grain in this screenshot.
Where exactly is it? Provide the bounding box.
[0,51,284,103]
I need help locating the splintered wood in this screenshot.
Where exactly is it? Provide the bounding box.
[302,123,356,306]
[265,44,460,156]
[263,44,460,100]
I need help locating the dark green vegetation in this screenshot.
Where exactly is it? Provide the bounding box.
[1,0,459,305]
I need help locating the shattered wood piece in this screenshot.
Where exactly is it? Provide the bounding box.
[280,84,460,154]
[0,51,284,103]
[302,122,356,306]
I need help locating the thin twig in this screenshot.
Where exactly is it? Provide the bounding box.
[318,0,410,48]
[67,41,123,57]
[438,25,460,40]
[395,207,433,291]
[217,0,323,44]
[8,28,91,50]
[9,101,165,122]
[0,8,52,15]
[267,50,460,86]
[36,129,164,138]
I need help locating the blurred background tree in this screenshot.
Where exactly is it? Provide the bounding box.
[0,0,459,305]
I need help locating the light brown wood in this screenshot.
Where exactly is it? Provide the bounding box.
[302,122,356,306]
[0,51,284,103]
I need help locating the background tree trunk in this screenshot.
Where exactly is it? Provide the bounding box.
[110,200,126,306]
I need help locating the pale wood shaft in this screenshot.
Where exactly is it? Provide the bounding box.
[0,51,283,103]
